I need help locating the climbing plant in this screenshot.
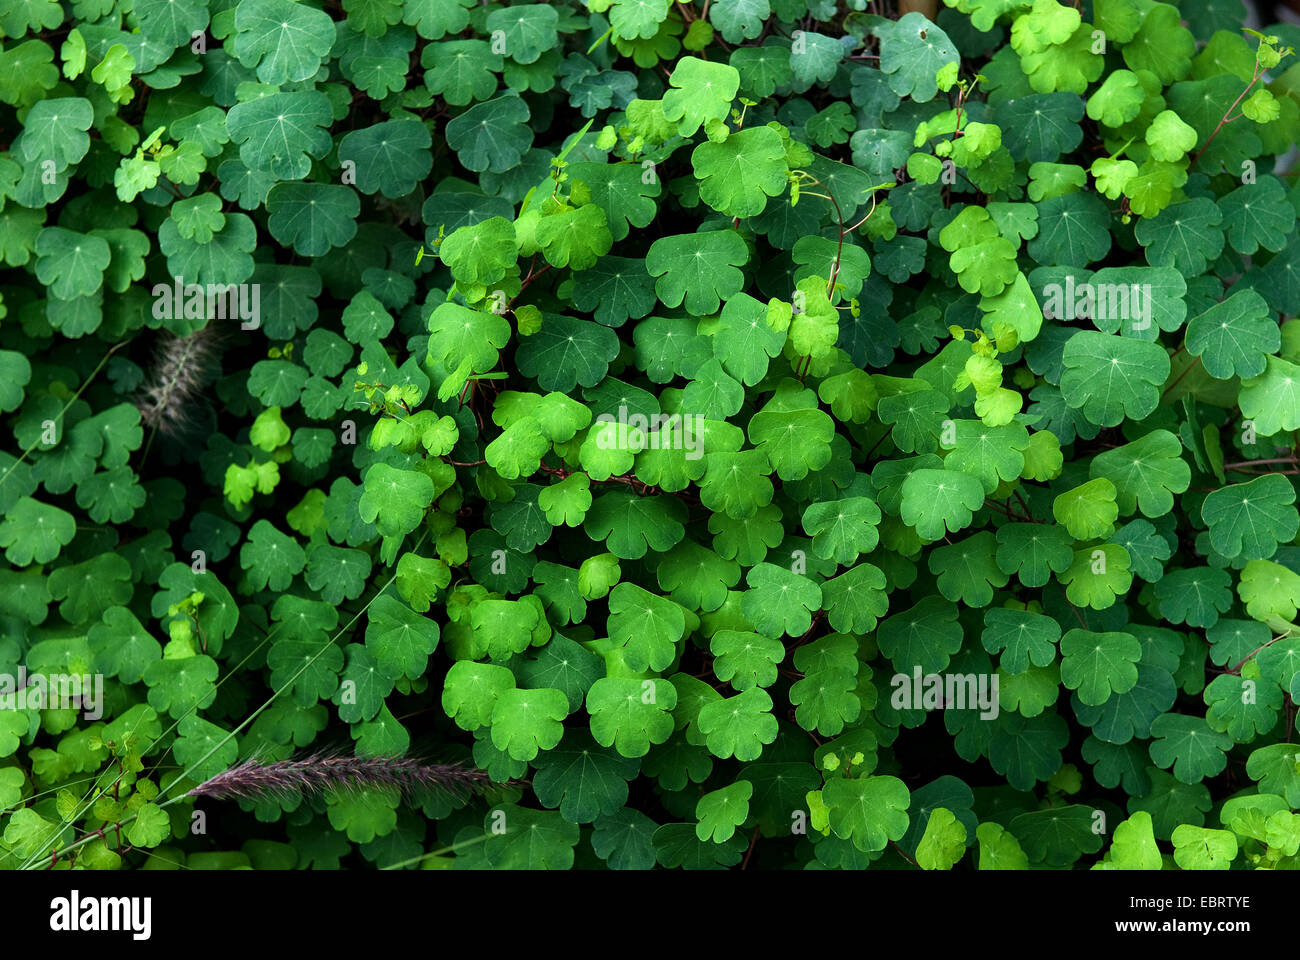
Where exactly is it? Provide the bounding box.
[3,0,1300,871]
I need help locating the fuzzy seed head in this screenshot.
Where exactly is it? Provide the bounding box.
[187,750,498,805]
[135,326,221,439]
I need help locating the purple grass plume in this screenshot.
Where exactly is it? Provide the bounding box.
[187,751,497,804]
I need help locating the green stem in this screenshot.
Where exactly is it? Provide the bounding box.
[0,341,125,493]
[27,550,417,868]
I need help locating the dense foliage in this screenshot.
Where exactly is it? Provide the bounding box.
[4,0,1300,871]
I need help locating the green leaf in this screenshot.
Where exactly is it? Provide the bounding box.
[536,203,613,271]
[661,57,740,137]
[1170,824,1237,870]
[35,227,110,298]
[1145,110,1197,163]
[516,315,620,391]
[1086,69,1146,127]
[233,0,336,84]
[1239,356,1300,438]
[1202,474,1299,561]
[532,732,637,823]
[929,531,1008,607]
[994,523,1075,587]
[442,660,515,731]
[445,95,533,173]
[651,821,744,869]
[170,194,226,245]
[748,403,834,482]
[403,0,474,39]
[1121,2,1194,85]
[174,715,238,783]
[878,596,962,674]
[789,634,863,736]
[983,608,1061,674]
[695,779,751,842]
[710,630,784,692]
[821,561,894,634]
[0,497,75,566]
[1153,566,1232,629]
[0,352,32,413]
[1059,332,1170,428]
[1204,672,1282,742]
[801,497,882,565]
[606,582,686,672]
[358,463,434,539]
[899,468,985,540]
[421,39,501,105]
[1246,743,1300,806]
[266,183,360,257]
[226,91,333,180]
[943,420,1030,494]
[47,553,131,625]
[691,125,788,218]
[125,803,170,849]
[1074,661,1175,744]
[158,212,258,287]
[645,230,750,317]
[1058,543,1133,610]
[568,162,660,244]
[583,491,686,560]
[821,775,910,853]
[516,634,602,714]
[656,540,739,612]
[591,808,658,869]
[1095,810,1162,869]
[342,291,395,344]
[538,473,592,526]
[877,390,950,453]
[365,595,438,679]
[610,0,670,39]
[477,804,580,868]
[1185,288,1280,381]
[1218,176,1296,255]
[877,13,959,102]
[697,687,778,761]
[587,677,676,757]
[17,97,92,169]
[1027,192,1111,268]
[740,563,823,639]
[485,3,557,63]
[1135,197,1225,275]
[976,821,1029,870]
[995,92,1084,162]
[337,120,433,198]
[1088,429,1190,518]
[490,686,569,761]
[88,607,160,683]
[1005,801,1103,864]
[143,655,219,719]
[0,0,62,38]
[915,807,967,870]
[1059,629,1142,706]
[439,216,519,290]
[1148,713,1235,784]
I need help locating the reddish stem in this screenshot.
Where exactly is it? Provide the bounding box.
[1223,457,1299,470]
[1160,355,1201,398]
[1190,63,1262,167]
[741,827,761,870]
